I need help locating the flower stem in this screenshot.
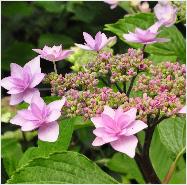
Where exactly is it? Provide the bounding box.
[53,61,57,73]
[126,73,138,97]
[142,44,146,55]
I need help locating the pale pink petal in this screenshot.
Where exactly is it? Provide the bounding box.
[1,77,14,90]
[56,50,73,61]
[10,114,26,126]
[31,94,45,110]
[123,33,140,42]
[74,43,93,51]
[110,135,138,158]
[103,105,115,119]
[18,110,38,121]
[100,36,116,49]
[29,73,45,88]
[101,114,116,129]
[94,32,102,51]
[21,121,39,131]
[125,120,148,136]
[93,128,118,142]
[10,93,24,105]
[47,97,66,111]
[7,87,24,94]
[92,137,106,146]
[46,110,61,123]
[149,21,162,33]
[23,88,40,104]
[32,49,43,55]
[38,121,59,142]
[91,117,104,128]
[83,32,95,48]
[123,108,137,123]
[24,56,41,75]
[10,63,23,78]
[179,106,186,114]
[30,103,42,119]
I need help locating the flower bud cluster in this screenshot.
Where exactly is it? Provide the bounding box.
[134,62,186,98]
[173,1,186,24]
[62,87,127,119]
[122,92,184,123]
[44,72,99,96]
[85,49,152,83]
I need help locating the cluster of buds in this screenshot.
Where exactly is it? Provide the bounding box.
[44,72,98,96]
[62,87,127,119]
[134,61,186,99]
[172,1,186,24]
[121,92,184,123]
[44,49,186,122]
[85,48,152,84]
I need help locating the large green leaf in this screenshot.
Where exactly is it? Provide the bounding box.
[105,13,186,63]
[8,151,118,184]
[158,117,186,159]
[107,153,145,183]
[2,139,23,177]
[18,118,74,168]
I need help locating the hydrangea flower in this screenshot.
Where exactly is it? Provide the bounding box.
[91,106,147,158]
[75,31,116,51]
[10,95,66,142]
[123,22,169,44]
[179,105,186,114]
[154,1,177,27]
[33,45,73,62]
[1,56,45,105]
[104,0,119,9]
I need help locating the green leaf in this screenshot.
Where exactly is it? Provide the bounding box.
[2,139,23,177]
[34,2,65,13]
[150,128,186,183]
[105,13,186,63]
[38,33,74,48]
[148,54,177,64]
[8,151,118,184]
[2,41,35,71]
[158,117,186,159]
[18,118,74,168]
[107,153,145,183]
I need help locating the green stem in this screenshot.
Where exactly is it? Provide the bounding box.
[53,61,57,73]
[162,147,186,184]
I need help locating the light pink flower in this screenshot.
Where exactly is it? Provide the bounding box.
[178,105,186,114]
[91,106,147,158]
[75,31,116,51]
[10,95,66,142]
[33,45,73,62]
[138,2,151,13]
[104,0,119,9]
[123,22,169,44]
[154,1,177,27]
[1,56,45,105]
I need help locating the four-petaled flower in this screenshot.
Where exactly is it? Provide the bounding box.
[91,106,148,158]
[154,1,177,27]
[10,95,66,142]
[33,45,73,62]
[123,22,169,44]
[75,31,116,51]
[1,56,45,105]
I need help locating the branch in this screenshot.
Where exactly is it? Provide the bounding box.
[126,74,138,97]
[114,83,123,93]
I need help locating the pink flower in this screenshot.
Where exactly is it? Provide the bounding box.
[104,0,119,9]
[1,56,45,105]
[91,106,147,158]
[154,1,177,27]
[10,95,66,142]
[138,2,151,13]
[178,105,186,114]
[33,45,73,62]
[123,22,169,44]
[75,32,116,51]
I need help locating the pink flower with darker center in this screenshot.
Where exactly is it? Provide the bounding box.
[1,56,45,105]
[123,22,169,44]
[91,106,147,158]
[75,31,116,51]
[10,95,66,142]
[154,1,177,27]
[33,45,73,62]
